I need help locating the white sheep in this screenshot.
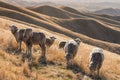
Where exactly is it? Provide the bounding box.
[64,38,81,69]
[89,47,104,78]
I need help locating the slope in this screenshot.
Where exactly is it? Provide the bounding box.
[0,6,120,54]
[60,6,120,28]
[60,6,82,15]
[94,8,120,16]
[29,5,86,19]
[55,18,120,44]
[30,5,70,19]
[0,1,55,21]
[96,14,120,21]
[0,17,120,80]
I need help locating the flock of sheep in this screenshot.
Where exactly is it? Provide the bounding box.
[10,25,104,79]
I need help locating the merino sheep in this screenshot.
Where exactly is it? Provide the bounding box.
[64,38,81,69]
[59,41,66,49]
[45,36,56,48]
[89,48,104,78]
[10,25,25,52]
[23,29,46,64]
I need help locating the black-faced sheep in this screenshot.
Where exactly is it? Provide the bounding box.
[89,48,104,78]
[64,38,81,69]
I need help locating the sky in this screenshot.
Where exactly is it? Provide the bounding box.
[25,0,120,3]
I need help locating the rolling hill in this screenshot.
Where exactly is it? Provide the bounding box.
[0,1,120,54]
[94,8,120,16]
[29,5,71,19]
[0,1,120,80]
[96,14,120,21]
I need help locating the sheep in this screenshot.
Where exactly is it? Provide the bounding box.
[10,25,25,52]
[23,29,46,64]
[89,48,104,78]
[45,36,56,48]
[59,41,66,49]
[64,38,81,69]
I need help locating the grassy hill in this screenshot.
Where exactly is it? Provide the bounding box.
[94,8,120,16]
[0,1,120,80]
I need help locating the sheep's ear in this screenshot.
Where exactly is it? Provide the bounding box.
[59,41,66,48]
[54,37,57,39]
[25,28,33,38]
[62,42,66,47]
[53,37,56,39]
[74,38,81,44]
[9,25,14,29]
[9,25,11,28]
[50,36,56,40]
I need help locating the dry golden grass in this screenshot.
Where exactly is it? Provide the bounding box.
[74,43,120,80]
[1,1,120,54]
[0,18,120,80]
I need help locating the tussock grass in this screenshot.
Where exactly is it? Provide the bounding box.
[0,17,120,80]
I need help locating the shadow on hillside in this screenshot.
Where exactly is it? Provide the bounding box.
[6,47,25,55]
[6,47,17,54]
[68,63,107,80]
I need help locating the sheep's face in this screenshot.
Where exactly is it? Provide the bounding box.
[74,38,81,45]
[23,28,33,42]
[50,36,56,41]
[10,25,18,34]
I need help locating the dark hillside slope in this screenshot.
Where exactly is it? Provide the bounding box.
[55,18,120,44]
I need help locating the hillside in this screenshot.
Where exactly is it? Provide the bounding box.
[1,0,37,7]
[0,1,120,54]
[0,17,120,80]
[54,18,120,44]
[29,5,86,19]
[60,6,81,15]
[94,8,120,16]
[0,1,120,80]
[29,5,71,19]
[96,14,120,21]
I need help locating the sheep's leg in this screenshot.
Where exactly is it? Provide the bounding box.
[26,46,28,55]
[97,69,100,77]
[19,41,22,51]
[66,54,72,69]
[66,59,72,69]
[97,63,102,78]
[97,67,101,79]
[38,43,46,64]
[16,41,22,53]
[66,59,69,68]
[89,70,94,79]
[27,44,32,62]
[71,55,74,66]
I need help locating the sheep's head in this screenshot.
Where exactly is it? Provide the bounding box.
[50,36,56,41]
[10,25,18,34]
[74,38,81,44]
[23,28,33,42]
[92,48,103,54]
[59,41,66,49]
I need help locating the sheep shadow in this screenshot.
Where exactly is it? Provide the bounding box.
[67,63,85,74]
[6,47,24,55]
[27,59,56,70]
[67,63,107,80]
